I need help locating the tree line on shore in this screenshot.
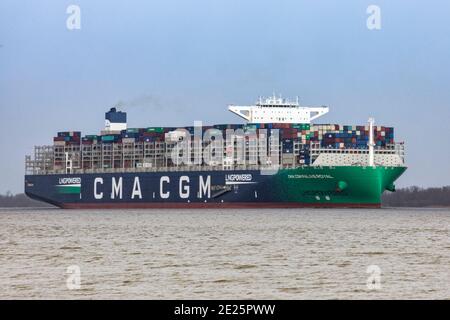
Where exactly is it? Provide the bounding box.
[381,186,450,207]
[0,186,449,208]
[0,192,50,207]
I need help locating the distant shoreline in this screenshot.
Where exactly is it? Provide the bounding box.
[381,186,450,208]
[1,206,449,210]
[0,193,53,208]
[1,186,449,208]
[0,206,56,209]
[382,206,450,209]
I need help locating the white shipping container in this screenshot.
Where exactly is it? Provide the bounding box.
[122,138,136,143]
[101,130,121,135]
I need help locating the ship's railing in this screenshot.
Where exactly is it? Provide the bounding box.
[309,142,406,166]
[25,164,270,175]
[310,142,405,154]
[25,142,406,175]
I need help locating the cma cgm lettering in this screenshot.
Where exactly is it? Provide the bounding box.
[92,175,212,200]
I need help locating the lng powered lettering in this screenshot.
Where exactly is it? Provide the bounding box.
[225,174,252,182]
[59,177,81,185]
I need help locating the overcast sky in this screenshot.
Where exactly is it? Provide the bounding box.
[1,0,449,193]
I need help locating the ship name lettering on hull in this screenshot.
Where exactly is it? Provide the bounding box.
[92,175,211,200]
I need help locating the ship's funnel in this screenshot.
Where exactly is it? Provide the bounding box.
[105,107,127,132]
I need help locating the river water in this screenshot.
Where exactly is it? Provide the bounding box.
[0,207,449,299]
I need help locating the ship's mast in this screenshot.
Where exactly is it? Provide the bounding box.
[368,117,375,167]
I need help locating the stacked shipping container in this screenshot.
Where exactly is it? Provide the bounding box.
[53,131,81,146]
[53,122,394,167]
[310,124,394,149]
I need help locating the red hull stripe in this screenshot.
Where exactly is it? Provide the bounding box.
[60,202,381,209]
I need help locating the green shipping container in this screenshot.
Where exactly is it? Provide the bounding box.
[292,123,311,130]
[146,127,164,133]
[101,135,116,142]
[126,128,140,133]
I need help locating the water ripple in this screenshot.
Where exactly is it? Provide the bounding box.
[0,208,449,299]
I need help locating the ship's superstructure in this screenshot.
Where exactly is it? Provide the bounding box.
[24,96,406,208]
[105,107,127,132]
[228,95,329,123]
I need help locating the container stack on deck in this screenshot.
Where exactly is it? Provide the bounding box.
[53,131,81,146]
[52,122,394,168]
[82,135,101,145]
[310,124,394,148]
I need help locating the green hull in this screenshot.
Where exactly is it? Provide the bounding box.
[273,166,407,206]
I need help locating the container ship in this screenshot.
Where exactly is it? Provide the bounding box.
[25,95,406,208]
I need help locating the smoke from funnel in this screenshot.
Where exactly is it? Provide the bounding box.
[113,95,163,111]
